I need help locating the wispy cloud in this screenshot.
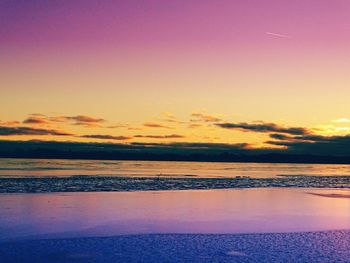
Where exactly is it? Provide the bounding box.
[144,122,173,129]
[188,123,203,129]
[332,118,350,123]
[191,111,222,123]
[265,31,291,38]
[127,127,142,131]
[23,116,51,125]
[61,115,105,127]
[107,123,129,129]
[0,126,72,136]
[162,112,176,119]
[0,121,21,126]
[216,122,309,135]
[130,142,251,150]
[160,112,186,124]
[80,134,131,140]
[134,134,185,139]
[65,115,105,123]
[23,114,107,128]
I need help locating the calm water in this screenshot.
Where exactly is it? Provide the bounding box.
[1,188,350,240]
[0,158,350,178]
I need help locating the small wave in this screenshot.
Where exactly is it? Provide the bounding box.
[307,192,350,199]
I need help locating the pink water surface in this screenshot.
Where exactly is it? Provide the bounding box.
[1,188,350,240]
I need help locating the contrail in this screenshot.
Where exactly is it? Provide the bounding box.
[265,32,291,38]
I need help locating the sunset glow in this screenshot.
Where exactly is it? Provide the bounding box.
[1,0,350,152]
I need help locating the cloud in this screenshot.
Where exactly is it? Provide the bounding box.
[266,130,350,155]
[188,123,203,129]
[269,133,292,141]
[20,114,107,127]
[266,134,350,156]
[64,115,105,127]
[80,134,132,140]
[0,126,72,136]
[191,112,222,122]
[48,116,68,122]
[130,142,252,151]
[332,118,350,123]
[29,113,46,117]
[265,32,291,38]
[134,134,185,139]
[23,116,50,125]
[49,115,105,127]
[160,112,186,124]
[0,121,21,126]
[66,115,105,123]
[216,122,310,135]
[107,124,129,129]
[162,112,176,119]
[144,122,173,129]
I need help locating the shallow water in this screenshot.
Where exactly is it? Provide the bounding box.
[1,188,350,240]
[1,158,350,178]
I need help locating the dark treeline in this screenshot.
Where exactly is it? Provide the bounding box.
[1,140,350,164]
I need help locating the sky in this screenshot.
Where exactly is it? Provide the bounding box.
[1,0,350,153]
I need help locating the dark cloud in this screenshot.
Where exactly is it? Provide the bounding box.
[269,133,350,144]
[23,116,50,125]
[0,126,72,136]
[267,133,350,155]
[134,134,185,139]
[269,133,292,140]
[130,142,251,150]
[216,122,310,135]
[80,134,131,140]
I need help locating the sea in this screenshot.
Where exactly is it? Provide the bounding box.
[1,158,350,178]
[1,158,350,192]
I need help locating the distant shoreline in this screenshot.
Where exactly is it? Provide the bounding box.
[1,140,350,165]
[2,156,350,166]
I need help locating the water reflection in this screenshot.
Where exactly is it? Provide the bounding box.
[1,158,350,178]
[1,188,350,240]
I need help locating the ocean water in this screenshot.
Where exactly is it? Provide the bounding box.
[1,158,350,178]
